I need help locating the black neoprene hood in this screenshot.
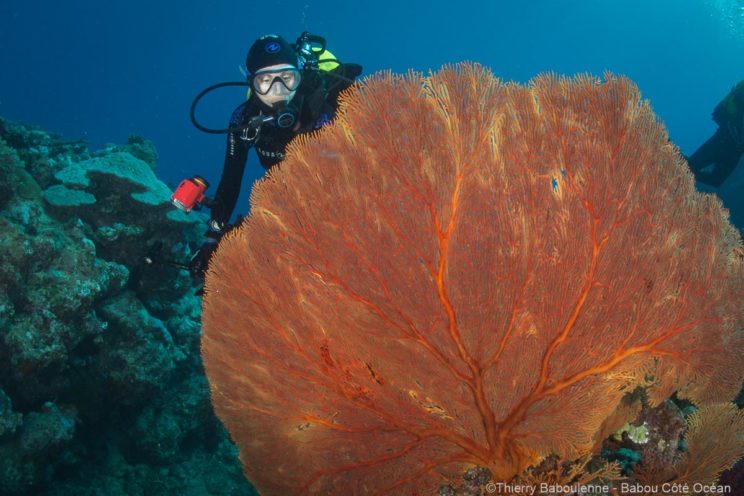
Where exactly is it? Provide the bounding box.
[245,34,299,74]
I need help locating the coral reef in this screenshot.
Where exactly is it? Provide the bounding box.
[601,397,689,478]
[0,117,256,495]
[201,65,744,495]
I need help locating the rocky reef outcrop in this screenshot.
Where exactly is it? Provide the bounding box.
[0,117,256,495]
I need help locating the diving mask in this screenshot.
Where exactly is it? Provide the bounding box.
[252,66,301,96]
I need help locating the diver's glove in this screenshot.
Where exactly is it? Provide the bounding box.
[189,230,222,277]
[189,219,242,278]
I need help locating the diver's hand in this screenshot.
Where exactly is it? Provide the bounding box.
[190,221,240,277]
[189,236,219,277]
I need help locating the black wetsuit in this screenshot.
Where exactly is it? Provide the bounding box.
[688,81,744,187]
[209,65,361,229]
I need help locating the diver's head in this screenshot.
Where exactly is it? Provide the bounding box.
[246,35,301,107]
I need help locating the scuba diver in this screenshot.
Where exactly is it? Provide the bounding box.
[688,80,744,187]
[176,33,362,276]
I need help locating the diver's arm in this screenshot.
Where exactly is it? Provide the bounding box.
[190,128,248,277]
[210,129,250,231]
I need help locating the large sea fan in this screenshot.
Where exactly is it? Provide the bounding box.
[201,64,744,495]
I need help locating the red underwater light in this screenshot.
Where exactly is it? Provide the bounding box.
[171,175,209,213]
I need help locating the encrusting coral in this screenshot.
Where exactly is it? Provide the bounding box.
[201,63,744,495]
[0,118,257,495]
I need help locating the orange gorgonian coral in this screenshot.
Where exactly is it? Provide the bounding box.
[201,64,744,495]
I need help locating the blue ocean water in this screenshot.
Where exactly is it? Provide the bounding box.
[1,0,743,224]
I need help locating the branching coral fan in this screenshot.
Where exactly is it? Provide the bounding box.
[201,64,744,495]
